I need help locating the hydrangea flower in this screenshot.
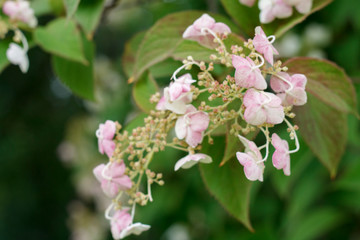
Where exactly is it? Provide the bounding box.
[232,55,267,90]
[156,88,193,114]
[96,120,117,158]
[6,42,29,73]
[270,72,307,106]
[258,0,293,24]
[253,26,279,65]
[239,0,256,7]
[271,133,290,175]
[168,73,196,102]
[183,13,231,49]
[174,153,212,171]
[110,210,132,239]
[236,136,265,181]
[2,0,37,27]
[243,89,284,126]
[283,0,312,14]
[118,223,151,239]
[175,105,209,148]
[93,161,132,198]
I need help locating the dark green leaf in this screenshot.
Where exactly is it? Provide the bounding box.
[75,0,106,39]
[52,34,95,100]
[0,38,10,73]
[34,18,87,64]
[292,94,347,177]
[132,72,159,113]
[124,113,147,133]
[199,135,253,231]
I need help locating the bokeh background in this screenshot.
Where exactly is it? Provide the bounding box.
[0,0,360,239]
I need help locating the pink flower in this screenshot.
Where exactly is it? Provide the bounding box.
[236,136,264,181]
[283,0,312,14]
[270,72,307,106]
[175,105,209,148]
[183,13,231,49]
[239,0,256,7]
[174,153,212,171]
[160,87,193,114]
[243,89,284,125]
[156,96,166,111]
[253,26,279,65]
[271,133,290,175]
[93,161,132,198]
[259,0,293,24]
[110,210,132,239]
[96,120,116,158]
[3,0,37,27]
[168,74,196,102]
[232,55,267,90]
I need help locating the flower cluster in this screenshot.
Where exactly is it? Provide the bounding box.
[240,0,313,23]
[93,14,307,239]
[1,0,37,73]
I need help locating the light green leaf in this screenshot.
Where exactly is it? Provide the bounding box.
[285,57,357,114]
[52,34,95,100]
[34,18,87,64]
[75,0,105,39]
[132,72,159,113]
[64,0,81,18]
[199,135,253,231]
[0,39,10,73]
[131,11,239,82]
[122,32,146,78]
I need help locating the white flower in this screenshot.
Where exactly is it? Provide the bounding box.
[6,42,29,73]
[119,223,151,239]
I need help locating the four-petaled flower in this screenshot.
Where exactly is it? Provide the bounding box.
[118,223,151,239]
[270,72,307,106]
[271,133,290,175]
[232,55,267,90]
[93,161,132,198]
[110,210,132,239]
[174,153,212,171]
[183,13,231,49]
[6,42,29,73]
[253,26,279,65]
[283,0,312,14]
[239,0,256,7]
[259,0,293,24]
[236,136,265,182]
[243,89,284,126]
[175,105,210,148]
[2,0,37,27]
[168,73,196,102]
[96,120,117,158]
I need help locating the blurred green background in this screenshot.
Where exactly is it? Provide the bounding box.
[0,0,359,239]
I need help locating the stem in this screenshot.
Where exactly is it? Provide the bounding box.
[105,203,114,220]
[171,61,200,81]
[101,162,112,181]
[267,35,276,44]
[284,118,300,154]
[201,27,229,55]
[252,53,265,69]
[273,73,294,92]
[258,126,269,163]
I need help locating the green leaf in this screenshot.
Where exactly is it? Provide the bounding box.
[63,0,81,18]
[221,0,333,37]
[172,40,217,62]
[34,18,87,64]
[132,72,159,113]
[122,32,146,78]
[285,57,357,114]
[292,94,347,177]
[289,207,345,240]
[131,11,238,82]
[220,127,259,166]
[199,135,253,231]
[220,0,260,37]
[0,38,10,73]
[52,34,95,100]
[75,0,105,39]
